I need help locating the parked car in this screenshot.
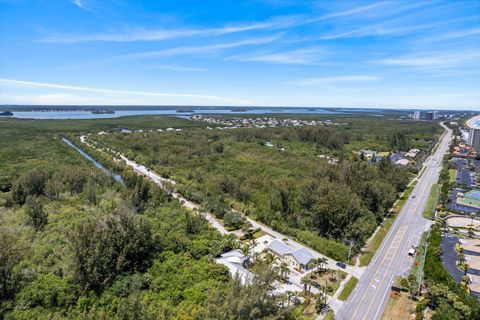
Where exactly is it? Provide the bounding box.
[336,262,347,269]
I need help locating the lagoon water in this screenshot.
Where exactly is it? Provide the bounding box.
[2,108,348,119]
[62,137,125,185]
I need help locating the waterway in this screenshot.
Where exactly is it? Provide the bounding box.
[62,137,125,185]
[1,107,355,119]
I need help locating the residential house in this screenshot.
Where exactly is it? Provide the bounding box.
[267,240,316,270]
[395,159,410,166]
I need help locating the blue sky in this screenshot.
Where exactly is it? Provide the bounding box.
[0,0,479,109]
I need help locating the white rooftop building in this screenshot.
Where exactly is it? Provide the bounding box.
[216,250,254,285]
[267,239,316,270]
[395,159,410,166]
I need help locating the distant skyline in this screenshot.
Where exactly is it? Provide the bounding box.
[0,0,479,110]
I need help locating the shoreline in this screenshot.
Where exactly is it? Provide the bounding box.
[466,115,480,129]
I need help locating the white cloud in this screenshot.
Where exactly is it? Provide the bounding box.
[154,65,207,72]
[226,47,324,64]
[0,79,253,105]
[290,75,379,85]
[424,28,480,42]
[72,0,83,8]
[306,2,389,23]
[116,34,282,60]
[40,21,278,43]
[377,51,480,68]
[42,2,404,43]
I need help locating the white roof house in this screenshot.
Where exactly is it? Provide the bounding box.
[405,152,417,159]
[216,249,254,284]
[268,240,293,256]
[395,159,410,166]
[267,240,316,269]
[285,248,316,267]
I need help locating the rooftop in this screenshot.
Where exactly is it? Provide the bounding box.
[268,239,294,256]
[288,247,316,266]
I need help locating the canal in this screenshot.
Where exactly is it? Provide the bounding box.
[62,137,125,186]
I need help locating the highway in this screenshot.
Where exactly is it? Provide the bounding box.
[337,123,452,320]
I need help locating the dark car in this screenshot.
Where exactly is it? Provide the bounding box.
[336,262,347,269]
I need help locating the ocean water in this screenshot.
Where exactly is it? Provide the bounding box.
[0,108,347,119]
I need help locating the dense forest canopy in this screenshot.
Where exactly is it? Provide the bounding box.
[0,116,301,319]
[95,116,441,258]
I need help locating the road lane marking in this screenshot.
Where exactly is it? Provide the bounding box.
[350,224,409,319]
[361,224,410,320]
[360,193,423,320]
[341,129,451,320]
[348,174,433,318]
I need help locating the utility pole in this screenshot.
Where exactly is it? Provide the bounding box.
[347,240,354,262]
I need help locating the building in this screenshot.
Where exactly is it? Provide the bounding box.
[425,111,439,121]
[456,189,480,209]
[469,128,480,152]
[267,240,316,270]
[390,152,406,164]
[412,111,421,120]
[405,149,420,159]
[284,248,317,270]
[395,159,410,166]
[459,239,480,297]
[216,249,254,284]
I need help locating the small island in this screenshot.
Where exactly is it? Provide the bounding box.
[91,110,115,114]
[176,108,195,113]
[0,111,13,116]
[230,108,249,112]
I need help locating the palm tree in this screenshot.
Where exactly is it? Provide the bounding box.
[263,252,277,266]
[249,238,258,249]
[469,213,476,236]
[438,218,449,231]
[305,278,314,293]
[286,291,297,306]
[301,277,309,292]
[315,293,329,314]
[240,242,251,266]
[280,262,290,280]
[317,257,328,273]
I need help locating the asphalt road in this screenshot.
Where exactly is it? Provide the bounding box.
[337,123,452,320]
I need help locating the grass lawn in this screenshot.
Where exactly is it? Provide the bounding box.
[324,309,335,320]
[253,229,266,239]
[381,291,415,320]
[449,169,457,183]
[360,182,417,266]
[410,232,427,279]
[337,276,358,301]
[422,184,440,219]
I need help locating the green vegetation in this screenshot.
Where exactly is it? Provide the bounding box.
[309,270,347,297]
[360,181,417,266]
[324,309,335,320]
[423,184,440,219]
[0,116,203,190]
[410,232,428,280]
[0,117,303,320]
[421,225,480,319]
[337,276,358,301]
[96,116,440,260]
[448,169,457,183]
